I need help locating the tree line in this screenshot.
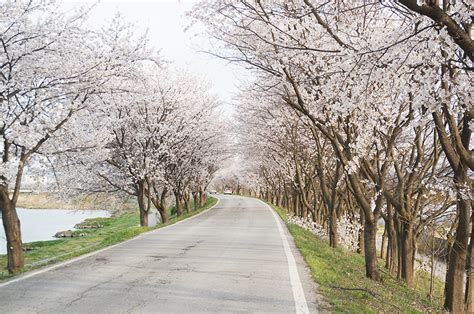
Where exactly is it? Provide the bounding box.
[0,1,225,275]
[190,0,472,312]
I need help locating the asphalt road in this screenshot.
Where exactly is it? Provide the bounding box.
[0,195,324,313]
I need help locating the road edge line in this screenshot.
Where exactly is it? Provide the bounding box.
[0,197,221,288]
[260,199,310,314]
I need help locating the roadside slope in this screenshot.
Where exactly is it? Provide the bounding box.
[271,203,444,312]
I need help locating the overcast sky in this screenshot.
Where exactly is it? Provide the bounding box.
[61,0,242,109]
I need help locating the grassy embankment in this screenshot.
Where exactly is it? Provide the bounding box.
[0,196,218,281]
[271,204,445,313]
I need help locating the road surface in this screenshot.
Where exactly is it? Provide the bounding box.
[0,195,325,313]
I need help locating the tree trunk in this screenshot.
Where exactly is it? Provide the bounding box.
[277,193,283,207]
[183,192,191,213]
[400,220,415,287]
[193,191,199,211]
[329,206,339,248]
[364,220,380,281]
[295,193,301,217]
[174,191,183,216]
[157,207,168,224]
[0,156,27,273]
[1,199,24,273]
[385,210,398,275]
[137,181,149,227]
[200,187,207,207]
[139,207,149,227]
[429,226,436,302]
[288,193,294,214]
[358,208,365,255]
[432,103,472,312]
[386,229,398,275]
[292,191,297,216]
[394,211,403,280]
[444,189,470,312]
[465,210,474,312]
[150,187,169,224]
[380,226,386,259]
[198,189,203,208]
[300,194,307,219]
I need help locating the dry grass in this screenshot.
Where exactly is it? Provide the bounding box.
[16,192,135,211]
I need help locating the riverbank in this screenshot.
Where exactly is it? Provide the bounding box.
[0,196,218,281]
[16,192,135,211]
[271,204,445,313]
[0,208,110,254]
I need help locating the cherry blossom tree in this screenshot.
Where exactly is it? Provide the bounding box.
[56,66,225,227]
[191,0,472,309]
[0,1,157,272]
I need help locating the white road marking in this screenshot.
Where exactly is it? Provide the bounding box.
[0,198,220,288]
[262,200,310,314]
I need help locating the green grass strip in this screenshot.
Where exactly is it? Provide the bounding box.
[271,203,444,313]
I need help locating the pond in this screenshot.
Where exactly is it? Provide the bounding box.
[0,208,110,255]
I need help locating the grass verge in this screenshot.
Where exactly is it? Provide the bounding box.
[0,196,218,281]
[271,204,444,313]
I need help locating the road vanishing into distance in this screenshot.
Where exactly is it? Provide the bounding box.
[0,195,323,313]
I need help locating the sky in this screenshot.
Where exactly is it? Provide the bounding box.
[61,0,243,109]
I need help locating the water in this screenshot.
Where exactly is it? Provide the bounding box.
[148,208,158,227]
[0,208,110,255]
